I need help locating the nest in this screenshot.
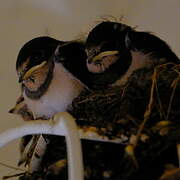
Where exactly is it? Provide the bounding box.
[17,63,180,180]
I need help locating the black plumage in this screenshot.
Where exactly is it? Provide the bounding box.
[126,30,179,62]
[85,21,180,88]
[54,41,93,89]
[16,36,63,99]
[16,37,62,71]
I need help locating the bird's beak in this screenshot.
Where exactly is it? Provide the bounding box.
[8,108,15,113]
[9,97,25,114]
[8,103,21,114]
[18,61,47,83]
[88,51,119,64]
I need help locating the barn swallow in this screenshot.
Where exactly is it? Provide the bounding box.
[15,37,92,170]
[16,37,90,119]
[85,21,179,86]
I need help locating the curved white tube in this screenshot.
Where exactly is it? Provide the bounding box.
[0,111,128,180]
[0,112,83,180]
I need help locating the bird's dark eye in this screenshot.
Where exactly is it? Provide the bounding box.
[100,43,109,51]
[55,55,66,62]
[31,51,44,61]
[54,53,66,63]
[55,45,67,62]
[100,41,115,52]
[59,56,66,62]
[86,48,97,57]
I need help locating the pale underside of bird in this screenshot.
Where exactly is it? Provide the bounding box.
[23,62,84,119]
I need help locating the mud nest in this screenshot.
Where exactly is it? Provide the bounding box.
[19,63,180,180]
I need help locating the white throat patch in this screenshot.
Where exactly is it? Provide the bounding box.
[23,63,84,119]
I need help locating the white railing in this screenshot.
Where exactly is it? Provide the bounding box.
[0,112,83,180]
[0,112,127,180]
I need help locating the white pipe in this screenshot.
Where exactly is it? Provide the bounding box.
[0,112,83,180]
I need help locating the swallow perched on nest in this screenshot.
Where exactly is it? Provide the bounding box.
[85,21,179,87]
[16,36,90,119]
[15,37,92,170]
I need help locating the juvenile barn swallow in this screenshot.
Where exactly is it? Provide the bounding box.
[16,37,90,119]
[85,21,179,86]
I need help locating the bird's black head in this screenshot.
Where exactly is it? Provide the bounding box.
[54,41,93,88]
[16,36,63,81]
[86,21,131,50]
[83,21,133,88]
[16,36,64,98]
[85,21,132,74]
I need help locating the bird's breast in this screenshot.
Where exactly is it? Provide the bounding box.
[23,63,84,119]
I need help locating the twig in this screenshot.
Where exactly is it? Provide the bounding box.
[0,162,25,171]
[155,79,167,120]
[3,172,26,180]
[167,75,180,120]
[77,92,116,104]
[134,68,157,147]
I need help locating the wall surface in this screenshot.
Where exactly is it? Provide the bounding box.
[0,0,179,178]
[125,0,180,56]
